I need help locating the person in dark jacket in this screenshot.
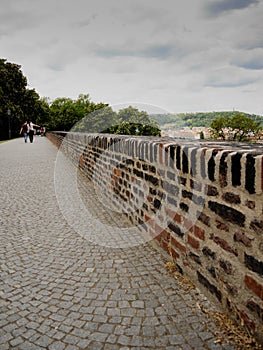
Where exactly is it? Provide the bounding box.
[20,121,29,143]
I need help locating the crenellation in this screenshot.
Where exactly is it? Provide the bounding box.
[189,147,198,176]
[47,131,263,343]
[246,154,256,194]
[176,145,181,170]
[199,148,207,179]
[255,155,263,194]
[207,149,217,181]
[182,146,189,174]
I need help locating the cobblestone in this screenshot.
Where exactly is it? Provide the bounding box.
[0,138,238,349]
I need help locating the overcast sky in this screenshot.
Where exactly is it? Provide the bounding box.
[1,0,263,115]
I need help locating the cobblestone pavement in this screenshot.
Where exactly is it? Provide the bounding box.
[0,137,237,349]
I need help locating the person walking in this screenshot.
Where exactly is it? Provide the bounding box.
[28,121,39,143]
[20,121,29,143]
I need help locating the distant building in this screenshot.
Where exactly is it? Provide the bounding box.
[161,126,210,139]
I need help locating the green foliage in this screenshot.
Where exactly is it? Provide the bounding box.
[0,58,49,139]
[35,97,51,127]
[73,105,161,136]
[210,117,227,140]
[72,105,117,133]
[108,106,161,136]
[210,114,262,142]
[151,111,263,129]
[0,59,27,112]
[49,94,107,131]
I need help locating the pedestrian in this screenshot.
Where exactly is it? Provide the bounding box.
[28,121,39,143]
[20,121,29,143]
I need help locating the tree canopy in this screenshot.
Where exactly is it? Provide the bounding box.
[73,105,161,136]
[210,114,262,142]
[0,59,48,140]
[48,95,109,131]
[150,111,263,129]
[107,106,161,136]
[0,58,161,139]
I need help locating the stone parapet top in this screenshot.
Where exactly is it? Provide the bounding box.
[51,131,263,153]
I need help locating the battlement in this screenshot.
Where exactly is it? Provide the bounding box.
[48,131,263,342]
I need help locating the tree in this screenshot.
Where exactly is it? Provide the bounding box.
[73,105,161,136]
[118,106,149,124]
[73,105,118,133]
[35,97,51,127]
[0,59,26,139]
[50,94,110,132]
[49,97,78,131]
[210,114,262,142]
[228,114,262,141]
[210,117,227,140]
[109,106,161,136]
[0,58,48,139]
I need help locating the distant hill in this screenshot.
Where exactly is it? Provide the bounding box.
[150,111,263,129]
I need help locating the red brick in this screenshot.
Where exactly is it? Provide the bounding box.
[144,214,151,222]
[171,236,186,254]
[234,231,252,247]
[160,240,169,253]
[147,195,153,203]
[187,234,200,250]
[245,275,263,300]
[212,235,238,256]
[198,212,210,226]
[169,246,180,259]
[193,226,205,240]
[222,192,240,204]
[154,233,161,241]
[161,229,170,242]
[216,220,229,232]
[114,168,122,176]
[238,309,255,333]
[164,207,181,223]
[144,215,155,229]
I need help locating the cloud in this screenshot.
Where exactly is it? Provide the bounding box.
[0,6,40,36]
[204,0,259,16]
[96,44,175,60]
[1,0,263,115]
[204,66,260,88]
[231,49,263,70]
[71,14,98,29]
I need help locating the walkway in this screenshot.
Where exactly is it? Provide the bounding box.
[0,137,236,349]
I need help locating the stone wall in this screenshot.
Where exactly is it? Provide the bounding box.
[47,131,263,341]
